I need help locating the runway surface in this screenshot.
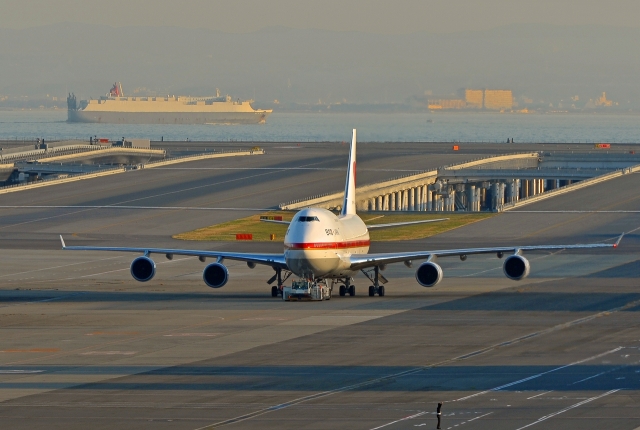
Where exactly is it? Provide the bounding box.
[0,142,638,429]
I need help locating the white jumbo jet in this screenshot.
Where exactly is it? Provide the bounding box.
[61,130,623,297]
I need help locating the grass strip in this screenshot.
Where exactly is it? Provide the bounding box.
[174,212,496,242]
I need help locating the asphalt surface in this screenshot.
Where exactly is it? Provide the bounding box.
[0,142,638,429]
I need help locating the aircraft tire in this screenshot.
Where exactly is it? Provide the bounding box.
[271,286,278,297]
[368,286,375,296]
[378,285,385,297]
[348,285,356,296]
[339,285,346,296]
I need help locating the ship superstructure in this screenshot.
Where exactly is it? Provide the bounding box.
[67,83,272,125]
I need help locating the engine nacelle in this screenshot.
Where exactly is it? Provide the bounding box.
[415,262,443,288]
[203,263,229,288]
[130,256,156,282]
[503,255,530,281]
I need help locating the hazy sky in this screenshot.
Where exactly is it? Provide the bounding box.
[2,0,640,33]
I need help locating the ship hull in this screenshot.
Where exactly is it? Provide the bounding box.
[68,110,270,125]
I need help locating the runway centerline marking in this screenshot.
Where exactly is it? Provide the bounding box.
[514,389,620,430]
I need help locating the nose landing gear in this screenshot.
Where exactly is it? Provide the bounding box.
[338,278,356,296]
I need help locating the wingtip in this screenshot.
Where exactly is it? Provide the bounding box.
[59,235,66,249]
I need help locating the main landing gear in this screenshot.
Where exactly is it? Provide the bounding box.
[338,278,356,297]
[362,266,387,297]
[268,268,292,297]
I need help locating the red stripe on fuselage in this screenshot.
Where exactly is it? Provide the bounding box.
[285,240,370,250]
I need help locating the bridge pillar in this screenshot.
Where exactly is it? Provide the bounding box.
[427,187,433,211]
[468,185,476,212]
[492,183,499,210]
[506,180,515,203]
[423,186,429,211]
[478,187,491,210]
[409,188,415,211]
[383,194,389,211]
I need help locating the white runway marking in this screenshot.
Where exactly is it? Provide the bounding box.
[163,333,220,337]
[453,347,622,401]
[0,205,271,211]
[154,167,421,172]
[80,351,137,355]
[514,389,620,430]
[0,256,122,278]
[571,371,608,385]
[369,411,429,430]
[0,370,44,374]
[191,320,629,429]
[527,390,553,399]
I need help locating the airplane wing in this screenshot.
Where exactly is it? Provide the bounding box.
[259,219,291,225]
[348,234,624,270]
[366,218,449,230]
[60,236,288,270]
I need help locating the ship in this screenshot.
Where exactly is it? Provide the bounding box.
[67,83,272,125]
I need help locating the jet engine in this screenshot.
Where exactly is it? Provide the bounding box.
[503,255,530,281]
[203,263,229,288]
[130,256,156,282]
[415,262,443,287]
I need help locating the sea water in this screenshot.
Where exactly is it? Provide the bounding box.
[0,110,638,143]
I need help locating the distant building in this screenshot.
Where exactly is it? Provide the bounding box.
[463,89,513,110]
[464,89,484,109]
[595,92,613,107]
[484,90,513,110]
[427,98,466,110]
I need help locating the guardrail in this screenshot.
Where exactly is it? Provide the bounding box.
[279,152,541,210]
[502,164,640,211]
[140,148,264,169]
[0,148,264,195]
[0,166,127,195]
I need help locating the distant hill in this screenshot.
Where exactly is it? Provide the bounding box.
[1,23,639,107]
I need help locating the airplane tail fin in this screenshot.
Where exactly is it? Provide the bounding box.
[340,129,357,216]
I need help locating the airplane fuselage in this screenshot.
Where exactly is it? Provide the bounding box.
[284,207,369,279]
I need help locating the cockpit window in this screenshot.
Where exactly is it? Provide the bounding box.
[297,216,320,222]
